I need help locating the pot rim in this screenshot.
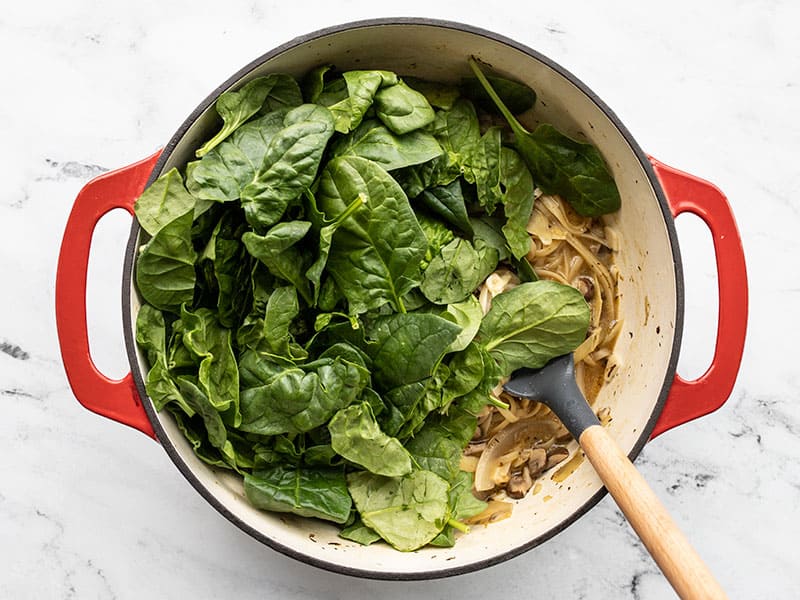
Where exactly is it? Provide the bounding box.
[121,16,685,580]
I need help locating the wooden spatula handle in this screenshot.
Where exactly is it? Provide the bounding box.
[579,425,727,599]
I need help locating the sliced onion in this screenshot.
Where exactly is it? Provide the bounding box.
[464,500,514,525]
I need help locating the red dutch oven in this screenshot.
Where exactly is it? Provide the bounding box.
[55,19,747,580]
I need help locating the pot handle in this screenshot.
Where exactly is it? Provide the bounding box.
[56,151,162,440]
[648,158,748,437]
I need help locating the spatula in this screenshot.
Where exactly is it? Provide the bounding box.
[504,353,727,600]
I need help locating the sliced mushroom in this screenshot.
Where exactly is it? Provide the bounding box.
[527,447,548,477]
[574,275,595,301]
[473,418,559,492]
[544,446,570,470]
[506,465,534,499]
[464,441,487,456]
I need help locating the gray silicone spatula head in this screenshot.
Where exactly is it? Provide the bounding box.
[503,353,600,440]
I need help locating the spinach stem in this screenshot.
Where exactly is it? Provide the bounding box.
[336,193,368,224]
[467,57,528,136]
[488,394,510,410]
[447,518,470,534]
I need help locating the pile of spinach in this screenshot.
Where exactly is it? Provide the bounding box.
[133,61,618,551]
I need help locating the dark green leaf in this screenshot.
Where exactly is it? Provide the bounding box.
[460,74,536,115]
[241,104,335,230]
[315,156,427,314]
[239,358,366,436]
[180,306,240,425]
[417,212,455,268]
[330,120,442,171]
[176,377,231,454]
[464,127,503,213]
[305,193,366,305]
[302,64,332,103]
[405,423,463,482]
[242,221,313,304]
[468,58,620,216]
[187,110,289,204]
[135,305,195,416]
[416,179,474,236]
[197,74,302,157]
[364,312,460,390]
[404,77,461,110]
[245,464,351,524]
[499,147,535,259]
[476,280,590,372]
[420,238,491,305]
[261,286,302,359]
[441,296,483,352]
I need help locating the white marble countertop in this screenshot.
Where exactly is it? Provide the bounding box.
[2,1,798,597]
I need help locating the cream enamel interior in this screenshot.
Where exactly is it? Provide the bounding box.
[128,22,679,577]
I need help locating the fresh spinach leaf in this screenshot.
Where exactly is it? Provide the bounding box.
[180,306,240,425]
[302,64,332,103]
[330,120,443,171]
[420,237,493,305]
[417,212,455,269]
[405,422,463,482]
[315,156,428,314]
[242,221,313,304]
[470,215,510,262]
[460,74,536,115]
[328,70,398,134]
[440,342,486,411]
[241,104,335,230]
[404,77,460,110]
[441,295,483,352]
[328,402,412,477]
[374,80,436,134]
[239,358,366,436]
[135,305,195,416]
[200,210,251,328]
[134,168,196,237]
[469,58,621,216]
[464,126,504,213]
[347,470,450,552]
[244,464,351,524]
[416,179,473,236]
[499,146,535,259]
[167,405,231,469]
[261,286,302,359]
[175,376,232,456]
[476,280,590,373]
[391,99,479,198]
[381,380,427,436]
[433,98,481,155]
[339,518,382,545]
[197,74,302,157]
[364,312,460,391]
[449,470,486,519]
[187,110,289,204]
[305,192,366,305]
[136,209,197,313]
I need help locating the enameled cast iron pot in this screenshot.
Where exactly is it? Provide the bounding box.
[55,19,748,580]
